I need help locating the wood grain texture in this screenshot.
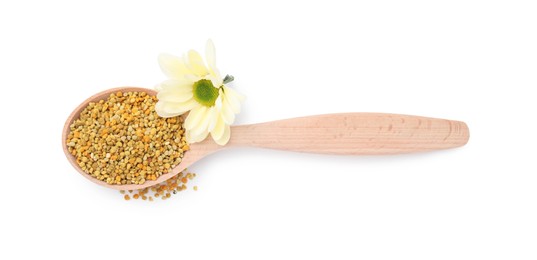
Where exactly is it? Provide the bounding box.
[63,87,469,190]
[228,113,469,155]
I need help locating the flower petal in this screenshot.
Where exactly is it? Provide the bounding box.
[155,101,174,118]
[184,106,206,130]
[159,79,193,90]
[223,86,244,113]
[205,39,217,72]
[191,106,217,136]
[215,91,223,110]
[213,124,230,145]
[224,86,246,102]
[156,99,198,117]
[158,53,192,79]
[210,115,225,140]
[186,129,209,143]
[157,88,193,103]
[209,68,223,85]
[183,74,203,87]
[186,50,209,77]
[208,74,223,88]
[207,106,219,131]
[220,97,235,125]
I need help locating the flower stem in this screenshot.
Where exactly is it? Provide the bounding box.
[223,74,234,84]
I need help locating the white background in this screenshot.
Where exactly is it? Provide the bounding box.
[1,0,536,259]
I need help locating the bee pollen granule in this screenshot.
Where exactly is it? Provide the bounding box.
[122,170,196,202]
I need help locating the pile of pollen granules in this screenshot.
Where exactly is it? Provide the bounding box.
[121,169,198,201]
[66,91,188,185]
[66,91,199,202]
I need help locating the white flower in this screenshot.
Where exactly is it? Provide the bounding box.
[155,40,244,145]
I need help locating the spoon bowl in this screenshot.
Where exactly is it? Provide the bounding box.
[63,87,469,190]
[62,87,217,190]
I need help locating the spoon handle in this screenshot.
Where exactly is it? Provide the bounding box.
[229,113,469,155]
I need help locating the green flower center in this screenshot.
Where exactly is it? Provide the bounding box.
[193,79,219,107]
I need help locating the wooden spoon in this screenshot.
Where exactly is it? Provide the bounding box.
[62,87,469,190]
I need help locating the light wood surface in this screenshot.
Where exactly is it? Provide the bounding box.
[229,113,469,154]
[63,87,469,190]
